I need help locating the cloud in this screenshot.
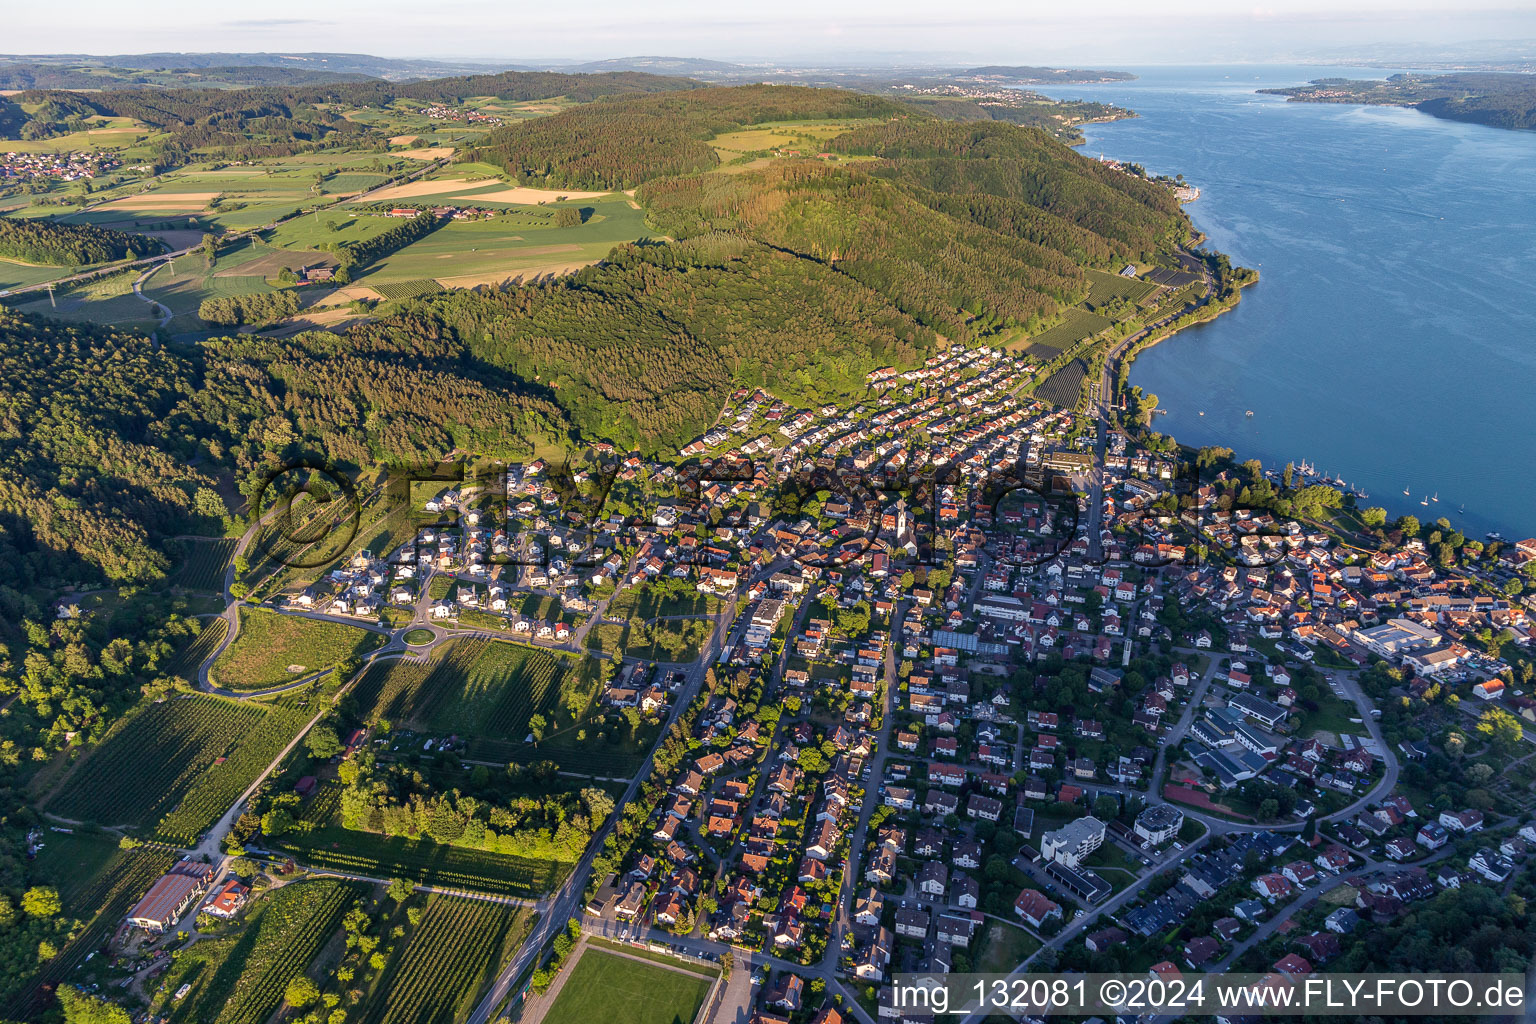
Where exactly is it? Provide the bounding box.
[223,18,333,27]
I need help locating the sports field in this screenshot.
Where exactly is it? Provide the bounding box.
[542,950,712,1024]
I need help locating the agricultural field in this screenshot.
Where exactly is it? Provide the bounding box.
[209,607,384,692]
[708,119,878,167]
[0,267,158,330]
[1010,307,1114,357]
[356,895,533,1024]
[1034,357,1093,409]
[273,823,567,897]
[139,247,287,333]
[1085,267,1157,307]
[359,198,650,289]
[0,251,85,292]
[542,949,712,1024]
[164,618,229,679]
[351,638,595,744]
[43,694,310,842]
[154,878,365,1024]
[4,844,177,1016]
[173,537,238,592]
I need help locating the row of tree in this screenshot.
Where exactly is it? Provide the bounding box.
[197,289,301,327]
[0,217,161,266]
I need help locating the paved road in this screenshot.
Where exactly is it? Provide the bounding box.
[465,580,748,1024]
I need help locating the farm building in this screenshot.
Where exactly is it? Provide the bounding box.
[126,860,215,933]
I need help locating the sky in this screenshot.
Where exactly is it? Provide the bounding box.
[7,0,1536,65]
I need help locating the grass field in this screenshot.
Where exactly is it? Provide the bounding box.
[3,285,157,332]
[974,920,1041,971]
[586,618,711,663]
[31,829,125,909]
[209,607,383,691]
[155,878,365,1024]
[274,820,568,896]
[360,199,650,288]
[44,694,311,842]
[542,949,711,1024]
[708,119,877,163]
[357,895,533,1024]
[604,584,721,621]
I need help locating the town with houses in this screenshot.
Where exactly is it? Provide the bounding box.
[183,337,1536,1024]
[1,149,121,184]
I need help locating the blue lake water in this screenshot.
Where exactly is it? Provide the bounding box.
[1036,65,1536,541]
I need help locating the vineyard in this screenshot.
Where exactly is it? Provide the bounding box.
[274,824,567,897]
[46,695,269,829]
[209,607,384,691]
[1012,307,1114,358]
[164,618,228,680]
[371,279,441,300]
[5,845,177,1017]
[174,537,238,592]
[352,639,583,743]
[358,896,532,1024]
[1085,268,1158,307]
[160,878,364,1024]
[1034,357,1092,409]
[153,705,312,845]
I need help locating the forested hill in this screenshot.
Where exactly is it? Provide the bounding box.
[466,84,912,190]
[0,309,571,588]
[1260,72,1536,131]
[391,237,937,450]
[6,69,700,145]
[2,84,1191,583]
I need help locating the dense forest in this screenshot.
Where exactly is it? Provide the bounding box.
[197,290,301,327]
[9,68,697,138]
[1260,72,1536,131]
[3,68,699,166]
[0,218,163,266]
[401,236,936,450]
[828,119,1184,254]
[0,311,212,586]
[467,84,910,190]
[0,308,571,589]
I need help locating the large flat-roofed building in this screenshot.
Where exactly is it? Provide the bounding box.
[1134,804,1185,846]
[1040,815,1106,869]
[126,860,214,934]
[1352,618,1440,658]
